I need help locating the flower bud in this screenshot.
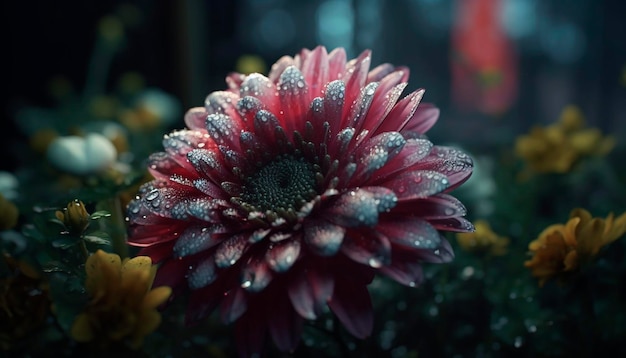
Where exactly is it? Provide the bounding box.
[56,200,90,235]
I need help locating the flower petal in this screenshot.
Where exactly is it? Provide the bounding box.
[341,230,392,268]
[268,293,304,352]
[288,268,334,320]
[402,102,440,135]
[173,225,222,258]
[221,287,248,324]
[184,107,208,131]
[325,189,381,227]
[206,113,244,151]
[323,80,347,137]
[416,146,474,188]
[374,89,425,135]
[240,73,279,113]
[328,278,373,339]
[187,258,217,289]
[241,255,273,292]
[380,258,424,287]
[303,219,346,256]
[266,239,301,272]
[215,234,249,268]
[383,170,450,200]
[378,217,441,250]
[277,66,309,134]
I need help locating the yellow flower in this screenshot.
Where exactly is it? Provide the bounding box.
[525,208,626,286]
[235,54,267,75]
[456,220,509,256]
[70,250,171,349]
[56,200,90,235]
[514,105,615,174]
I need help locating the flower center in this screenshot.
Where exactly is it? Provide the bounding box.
[241,155,318,213]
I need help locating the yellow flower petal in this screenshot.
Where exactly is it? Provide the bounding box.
[142,286,172,309]
[85,250,122,303]
[563,251,579,271]
[71,313,94,342]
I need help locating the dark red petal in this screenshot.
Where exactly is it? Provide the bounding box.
[240,255,273,292]
[173,224,224,257]
[323,80,346,137]
[234,307,267,358]
[327,47,347,81]
[206,113,244,151]
[288,267,334,320]
[163,130,214,171]
[415,146,474,188]
[215,234,249,268]
[192,177,227,199]
[343,50,372,112]
[236,95,265,127]
[184,107,208,131]
[265,238,301,272]
[377,217,441,250]
[268,55,295,82]
[187,258,217,289]
[187,148,234,183]
[401,103,440,135]
[152,257,189,291]
[225,72,245,92]
[253,109,283,150]
[136,240,175,262]
[303,219,346,256]
[277,66,309,134]
[328,278,373,339]
[359,71,407,135]
[147,152,195,180]
[367,138,434,184]
[383,170,450,200]
[204,91,241,120]
[325,189,380,227]
[430,216,475,233]
[301,46,329,99]
[186,284,222,324]
[351,132,406,183]
[341,230,392,268]
[366,63,395,83]
[220,287,248,324]
[397,193,467,219]
[374,89,425,135]
[343,82,377,139]
[268,293,304,352]
[128,220,180,247]
[239,73,279,114]
[380,258,424,287]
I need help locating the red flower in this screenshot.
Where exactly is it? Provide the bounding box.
[127,46,473,355]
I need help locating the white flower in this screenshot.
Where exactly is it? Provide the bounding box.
[0,171,19,200]
[46,133,117,175]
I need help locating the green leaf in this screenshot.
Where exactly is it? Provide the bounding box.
[52,237,78,249]
[83,231,111,245]
[90,210,112,220]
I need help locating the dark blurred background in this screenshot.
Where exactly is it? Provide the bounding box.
[3,0,626,171]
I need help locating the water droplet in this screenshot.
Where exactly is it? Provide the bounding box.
[368,257,382,268]
[444,207,455,216]
[145,189,159,201]
[514,336,523,348]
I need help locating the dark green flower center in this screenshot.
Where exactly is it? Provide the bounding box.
[241,155,318,213]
